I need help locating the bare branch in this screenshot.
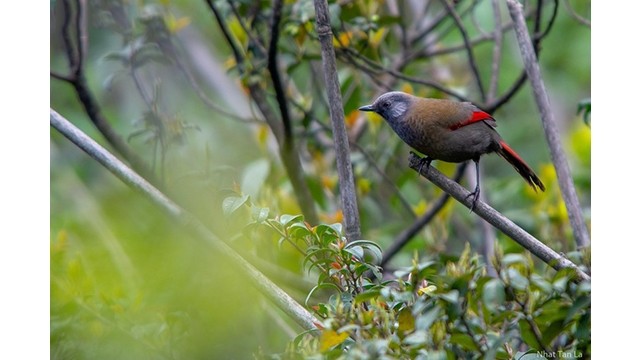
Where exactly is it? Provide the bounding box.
[75,0,88,76]
[52,0,155,181]
[205,0,319,224]
[313,0,361,241]
[408,152,590,282]
[487,0,503,102]
[267,0,293,142]
[562,0,591,27]
[506,0,590,248]
[440,0,486,100]
[51,108,321,332]
[337,45,471,102]
[485,0,558,112]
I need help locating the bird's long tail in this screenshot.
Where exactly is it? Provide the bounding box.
[497,141,546,192]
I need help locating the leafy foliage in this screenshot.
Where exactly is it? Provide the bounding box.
[254,219,590,359]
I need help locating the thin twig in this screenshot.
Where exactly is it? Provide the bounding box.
[506,0,590,248]
[485,0,558,113]
[487,0,503,102]
[304,113,416,219]
[267,0,293,141]
[51,108,321,332]
[75,0,88,76]
[338,46,471,102]
[52,0,154,181]
[562,0,590,27]
[313,0,361,241]
[205,0,319,224]
[408,152,590,282]
[61,0,79,74]
[440,0,486,100]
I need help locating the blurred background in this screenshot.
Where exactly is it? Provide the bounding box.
[50,0,590,358]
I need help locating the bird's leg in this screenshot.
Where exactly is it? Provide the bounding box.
[465,158,481,211]
[417,155,433,176]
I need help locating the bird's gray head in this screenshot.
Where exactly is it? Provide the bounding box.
[358,91,413,123]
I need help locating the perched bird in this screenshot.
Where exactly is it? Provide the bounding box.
[359,91,545,208]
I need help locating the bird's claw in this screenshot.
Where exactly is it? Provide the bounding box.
[465,188,480,211]
[417,156,433,176]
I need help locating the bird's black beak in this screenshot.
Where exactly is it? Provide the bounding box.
[358,104,375,112]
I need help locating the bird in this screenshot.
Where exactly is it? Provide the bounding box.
[358,91,545,209]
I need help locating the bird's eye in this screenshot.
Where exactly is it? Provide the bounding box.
[382,101,390,108]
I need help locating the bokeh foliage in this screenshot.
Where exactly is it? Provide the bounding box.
[51,0,590,358]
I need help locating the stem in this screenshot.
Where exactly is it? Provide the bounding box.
[313,0,361,241]
[506,0,590,248]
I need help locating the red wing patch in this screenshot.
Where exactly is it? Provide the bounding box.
[449,110,494,130]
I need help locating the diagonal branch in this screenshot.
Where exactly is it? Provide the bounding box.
[408,152,590,282]
[51,108,321,332]
[506,0,590,248]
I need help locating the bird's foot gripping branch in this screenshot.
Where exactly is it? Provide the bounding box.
[407,152,590,283]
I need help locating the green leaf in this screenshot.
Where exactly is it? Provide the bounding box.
[501,253,528,266]
[564,295,590,323]
[415,306,440,331]
[305,283,342,307]
[222,194,249,215]
[482,279,505,312]
[314,224,342,246]
[240,158,270,199]
[279,214,304,226]
[530,273,552,294]
[518,318,540,349]
[541,319,566,346]
[251,206,269,223]
[346,240,382,265]
[397,307,415,333]
[402,330,428,345]
[344,245,364,261]
[506,268,528,290]
[552,276,569,293]
[577,98,591,125]
[514,352,543,360]
[288,222,312,238]
[354,288,381,304]
[450,333,478,352]
[438,290,459,304]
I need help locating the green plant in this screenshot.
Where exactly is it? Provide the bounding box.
[256,218,590,359]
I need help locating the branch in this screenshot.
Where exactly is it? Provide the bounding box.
[506,0,590,248]
[337,45,471,102]
[50,108,321,332]
[313,0,361,241]
[52,0,154,181]
[562,0,590,27]
[267,0,293,142]
[205,0,319,224]
[408,152,590,282]
[380,163,467,268]
[487,0,503,102]
[485,0,557,112]
[440,0,486,100]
